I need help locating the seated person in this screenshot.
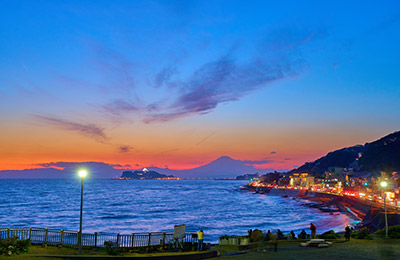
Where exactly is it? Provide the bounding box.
[277,229,284,240]
[298,229,307,240]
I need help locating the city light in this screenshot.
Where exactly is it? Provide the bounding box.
[78,169,87,178]
[379,180,389,238]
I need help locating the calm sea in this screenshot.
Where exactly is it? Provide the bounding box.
[0,179,354,242]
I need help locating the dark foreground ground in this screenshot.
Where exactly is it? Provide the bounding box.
[5,239,400,260]
[213,239,400,260]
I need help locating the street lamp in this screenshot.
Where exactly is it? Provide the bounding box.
[78,169,87,254]
[380,181,388,238]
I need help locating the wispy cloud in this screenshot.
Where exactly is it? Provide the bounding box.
[103,99,139,116]
[34,115,108,142]
[109,163,135,169]
[34,161,136,172]
[118,145,132,153]
[144,53,304,123]
[153,66,178,88]
[21,60,29,72]
[243,158,273,166]
[72,26,325,126]
[87,40,136,93]
[197,131,216,145]
[99,28,322,123]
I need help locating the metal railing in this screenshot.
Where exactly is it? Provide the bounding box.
[0,227,197,248]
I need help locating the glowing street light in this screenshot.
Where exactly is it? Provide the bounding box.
[78,169,88,254]
[380,181,388,238]
[78,169,87,178]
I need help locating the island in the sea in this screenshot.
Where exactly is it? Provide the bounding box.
[118,168,180,180]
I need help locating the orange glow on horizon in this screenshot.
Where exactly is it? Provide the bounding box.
[0,117,387,172]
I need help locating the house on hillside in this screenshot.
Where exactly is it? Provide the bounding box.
[290,173,314,189]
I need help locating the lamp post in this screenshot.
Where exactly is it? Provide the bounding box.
[380,181,388,238]
[78,169,87,254]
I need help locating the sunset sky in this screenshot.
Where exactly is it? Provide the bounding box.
[1,0,400,172]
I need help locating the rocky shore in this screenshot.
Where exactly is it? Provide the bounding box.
[268,188,366,222]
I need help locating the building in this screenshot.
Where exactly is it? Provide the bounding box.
[290,173,314,188]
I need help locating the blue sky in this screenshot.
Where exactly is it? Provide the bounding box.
[0,0,399,170]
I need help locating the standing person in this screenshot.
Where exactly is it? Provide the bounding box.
[310,223,317,239]
[299,229,307,239]
[197,230,205,251]
[277,229,284,240]
[266,230,272,241]
[345,226,351,241]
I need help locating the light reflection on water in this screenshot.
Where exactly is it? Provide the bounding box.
[0,179,353,242]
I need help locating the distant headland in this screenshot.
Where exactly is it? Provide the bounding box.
[117,168,180,180]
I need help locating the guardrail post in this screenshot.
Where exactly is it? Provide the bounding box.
[76,231,79,247]
[162,232,166,247]
[60,230,64,246]
[94,232,97,247]
[44,229,48,245]
[28,228,32,240]
[131,233,135,248]
[116,233,120,248]
[7,228,10,238]
[147,233,152,248]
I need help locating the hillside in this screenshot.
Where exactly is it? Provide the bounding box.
[291,146,364,176]
[292,131,400,176]
[358,131,400,172]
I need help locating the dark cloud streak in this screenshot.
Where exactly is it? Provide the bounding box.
[197,131,216,145]
[34,115,108,143]
[118,145,132,153]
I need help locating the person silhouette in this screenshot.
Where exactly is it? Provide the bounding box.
[197,230,205,251]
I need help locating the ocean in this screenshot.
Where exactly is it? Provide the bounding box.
[0,179,354,242]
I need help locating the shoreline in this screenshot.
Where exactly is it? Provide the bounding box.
[254,188,366,232]
[266,188,368,220]
[239,186,362,236]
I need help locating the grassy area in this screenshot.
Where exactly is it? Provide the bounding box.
[212,239,400,260]
[4,239,400,259]
[5,245,208,259]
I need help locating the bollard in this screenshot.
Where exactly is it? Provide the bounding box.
[162,232,166,247]
[147,233,152,248]
[44,229,48,245]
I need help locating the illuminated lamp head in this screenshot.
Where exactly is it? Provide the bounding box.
[78,169,88,178]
